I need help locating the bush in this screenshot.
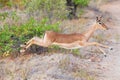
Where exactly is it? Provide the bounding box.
[0,18,59,56]
[73,0,89,7]
[25,0,67,19]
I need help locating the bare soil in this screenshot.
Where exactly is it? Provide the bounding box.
[96,0,120,80]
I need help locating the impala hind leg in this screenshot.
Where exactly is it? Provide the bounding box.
[20,37,52,53]
[26,37,35,45]
[25,37,51,49]
[20,37,36,48]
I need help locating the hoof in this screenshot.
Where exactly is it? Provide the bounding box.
[110,47,113,50]
[109,47,113,50]
[20,49,26,53]
[104,54,107,57]
[24,42,27,45]
[20,44,26,48]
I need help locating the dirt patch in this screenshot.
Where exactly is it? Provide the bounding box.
[0,53,97,80]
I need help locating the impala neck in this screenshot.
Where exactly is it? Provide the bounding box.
[84,23,97,41]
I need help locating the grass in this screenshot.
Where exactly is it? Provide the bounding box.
[5,68,14,80]
[72,69,96,80]
[0,17,60,56]
[59,56,70,70]
[59,55,96,80]
[115,34,120,43]
[93,33,106,43]
[21,69,29,80]
[72,49,81,56]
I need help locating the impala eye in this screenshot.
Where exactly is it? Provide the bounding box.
[99,22,102,24]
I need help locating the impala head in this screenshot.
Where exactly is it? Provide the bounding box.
[96,16,108,30]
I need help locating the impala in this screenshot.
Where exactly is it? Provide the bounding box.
[20,16,112,56]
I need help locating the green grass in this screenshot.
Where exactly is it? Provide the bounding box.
[0,18,59,56]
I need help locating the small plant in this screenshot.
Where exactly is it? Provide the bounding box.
[73,0,89,7]
[26,0,67,19]
[72,49,81,56]
[72,69,96,80]
[59,56,70,70]
[93,33,106,43]
[0,12,9,21]
[115,34,120,43]
[66,0,89,19]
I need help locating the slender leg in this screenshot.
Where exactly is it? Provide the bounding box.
[20,37,52,53]
[26,37,41,45]
[20,37,39,53]
[26,37,35,45]
[84,42,109,48]
[83,42,110,56]
[97,47,107,57]
[25,37,51,49]
[20,37,37,48]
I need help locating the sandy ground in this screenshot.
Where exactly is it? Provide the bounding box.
[96,0,120,80]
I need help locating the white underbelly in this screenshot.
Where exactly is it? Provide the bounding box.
[53,42,82,49]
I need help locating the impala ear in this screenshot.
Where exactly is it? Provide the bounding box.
[100,15,103,20]
[96,16,99,22]
[96,16,98,20]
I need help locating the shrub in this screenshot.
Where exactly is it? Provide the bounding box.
[0,18,59,56]
[73,0,89,7]
[25,0,67,19]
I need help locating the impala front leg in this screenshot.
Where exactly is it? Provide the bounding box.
[25,37,51,49]
[97,47,107,57]
[84,42,111,56]
[85,42,109,48]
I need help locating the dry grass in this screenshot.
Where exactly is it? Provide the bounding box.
[115,34,120,43]
[72,69,96,80]
[60,18,89,33]
[59,56,70,70]
[58,55,96,80]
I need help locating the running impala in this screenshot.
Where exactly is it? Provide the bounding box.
[20,16,112,56]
